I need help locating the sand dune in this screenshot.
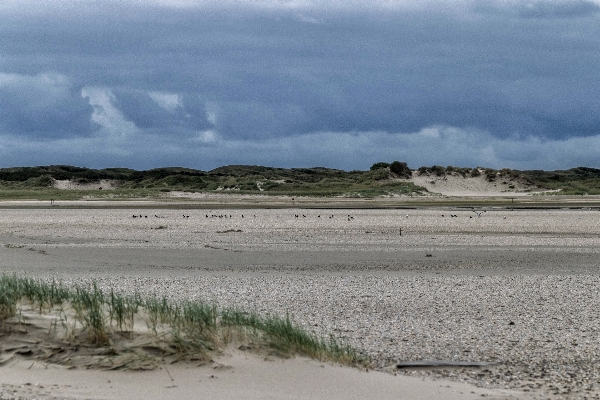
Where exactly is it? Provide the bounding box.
[0,304,523,400]
[52,179,121,191]
[407,170,547,197]
[48,168,552,198]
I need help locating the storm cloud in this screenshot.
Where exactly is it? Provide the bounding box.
[0,0,599,170]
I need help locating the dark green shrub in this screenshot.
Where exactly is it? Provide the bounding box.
[500,168,520,179]
[261,180,280,190]
[456,167,470,177]
[431,165,445,177]
[239,181,259,191]
[370,162,390,171]
[484,168,497,181]
[23,175,54,187]
[389,161,411,178]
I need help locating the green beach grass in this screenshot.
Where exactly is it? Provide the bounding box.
[0,275,364,368]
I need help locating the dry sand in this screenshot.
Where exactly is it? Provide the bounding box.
[1,198,600,399]
[0,301,522,400]
[1,302,523,400]
[0,351,520,400]
[407,170,544,197]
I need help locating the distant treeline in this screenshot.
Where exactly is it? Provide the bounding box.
[0,164,599,195]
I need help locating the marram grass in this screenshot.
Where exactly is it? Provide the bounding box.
[0,275,365,367]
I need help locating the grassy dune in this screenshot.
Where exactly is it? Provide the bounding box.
[0,165,425,199]
[0,275,364,370]
[0,164,599,202]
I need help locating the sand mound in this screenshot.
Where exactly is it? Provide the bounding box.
[0,302,193,371]
[52,179,121,191]
[0,302,523,400]
[408,170,544,197]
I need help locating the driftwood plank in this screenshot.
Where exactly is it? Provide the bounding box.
[396,361,499,369]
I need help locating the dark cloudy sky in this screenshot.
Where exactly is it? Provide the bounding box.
[1,0,599,171]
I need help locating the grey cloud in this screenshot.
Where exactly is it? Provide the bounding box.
[0,1,599,170]
[112,89,211,132]
[473,0,600,19]
[0,73,97,138]
[4,126,597,171]
[517,0,600,18]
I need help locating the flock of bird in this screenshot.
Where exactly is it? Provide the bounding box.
[130,211,503,221]
[131,213,358,221]
[439,211,491,218]
[294,214,354,220]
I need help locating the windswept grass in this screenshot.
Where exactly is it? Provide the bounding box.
[0,275,365,367]
[220,308,356,363]
[108,289,140,335]
[0,275,20,320]
[1,276,68,317]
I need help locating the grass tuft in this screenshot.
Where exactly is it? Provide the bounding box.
[71,283,109,344]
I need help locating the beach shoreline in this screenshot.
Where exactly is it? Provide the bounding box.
[2,193,600,211]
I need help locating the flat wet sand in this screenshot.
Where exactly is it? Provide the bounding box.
[1,205,600,398]
[1,207,599,276]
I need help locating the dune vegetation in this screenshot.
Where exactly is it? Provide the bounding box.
[0,163,598,200]
[0,275,364,370]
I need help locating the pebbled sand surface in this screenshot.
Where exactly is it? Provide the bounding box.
[1,204,600,398]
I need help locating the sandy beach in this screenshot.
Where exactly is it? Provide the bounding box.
[1,198,600,399]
